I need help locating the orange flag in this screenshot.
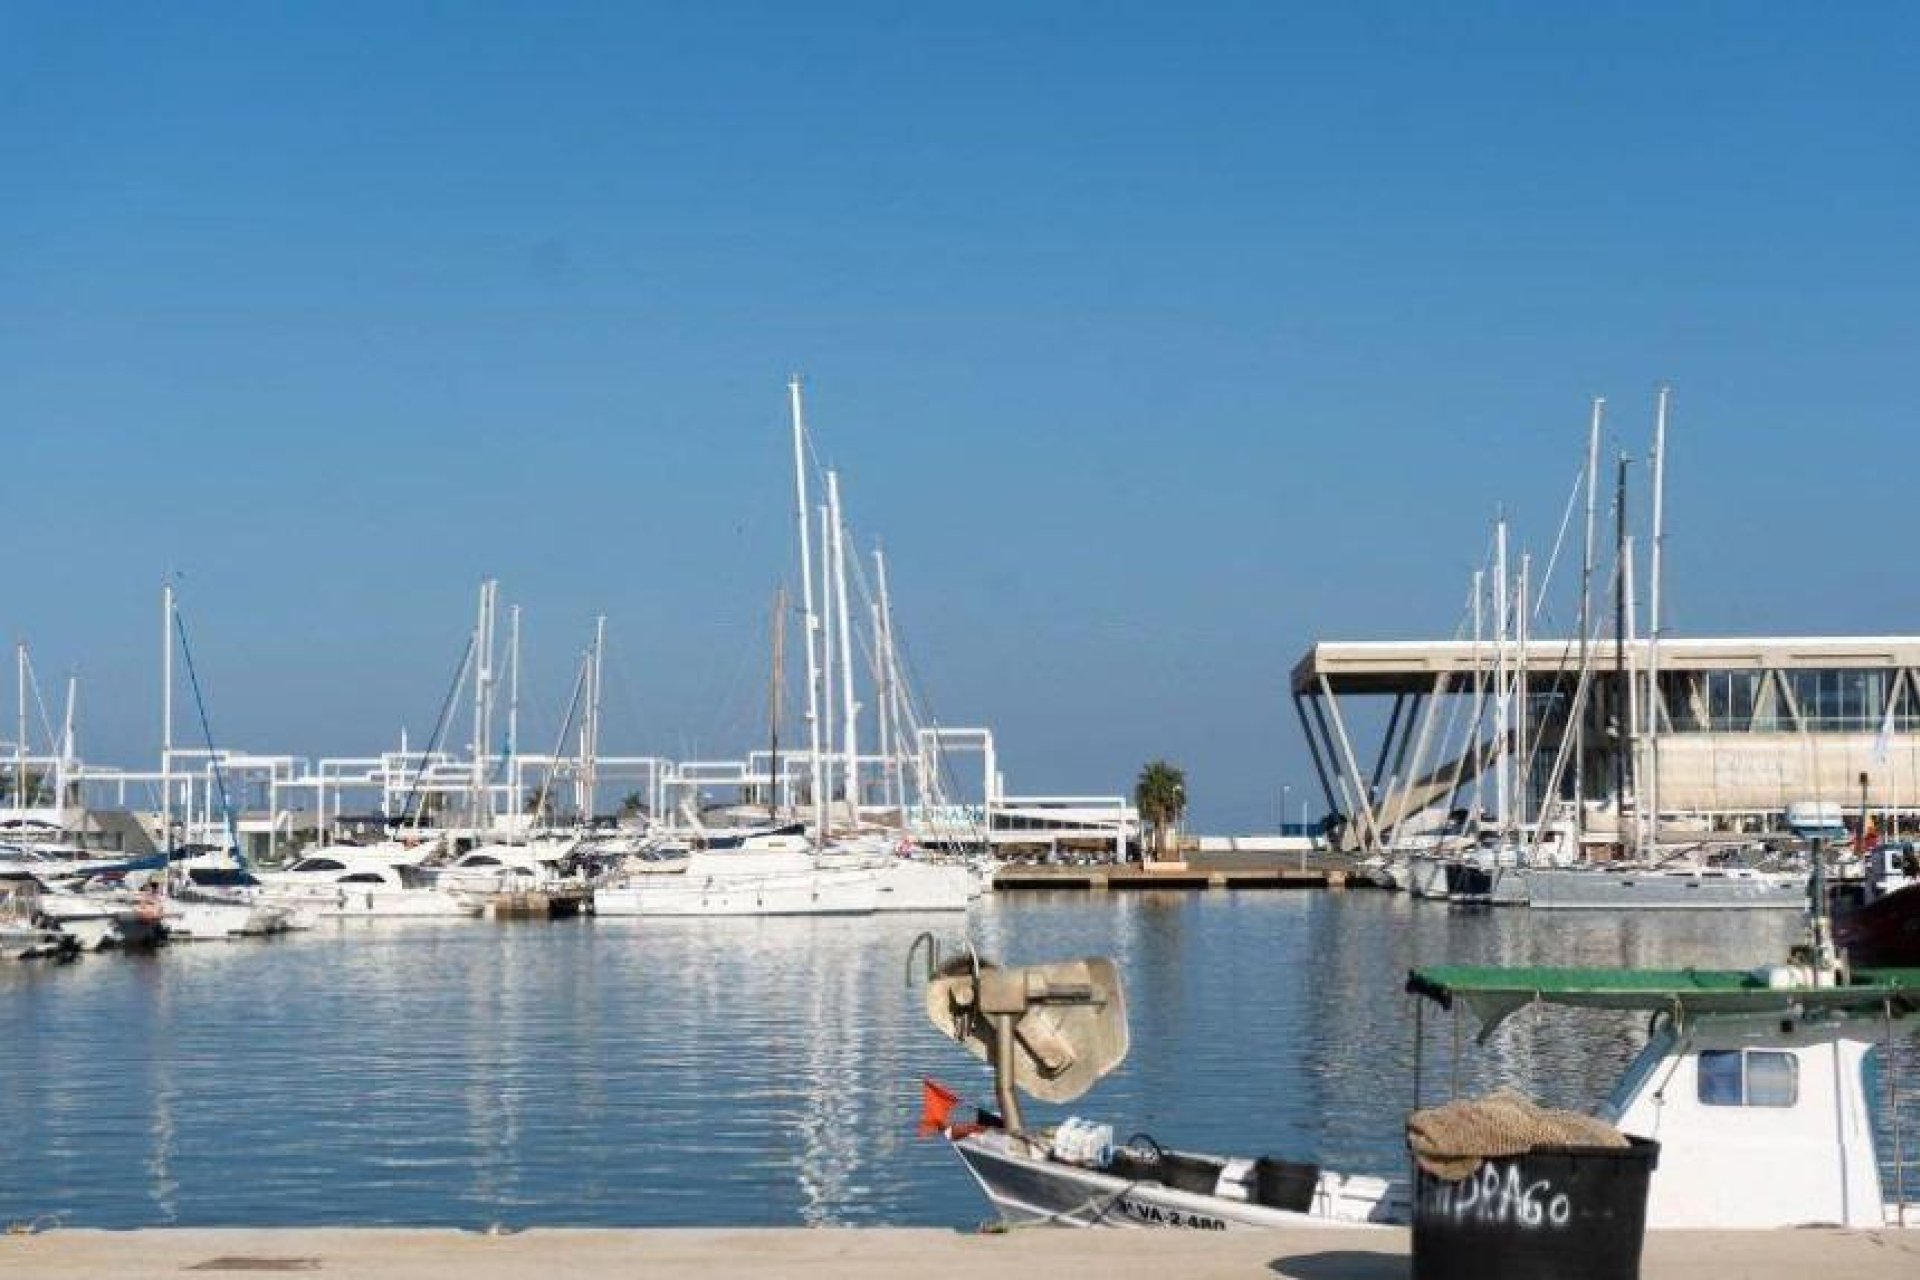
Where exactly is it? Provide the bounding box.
[918,1078,961,1137]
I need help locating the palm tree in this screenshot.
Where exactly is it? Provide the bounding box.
[1134,760,1188,862]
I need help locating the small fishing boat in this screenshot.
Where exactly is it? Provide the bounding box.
[916,944,1406,1229]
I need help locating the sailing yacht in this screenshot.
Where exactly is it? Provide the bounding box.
[592,828,882,917]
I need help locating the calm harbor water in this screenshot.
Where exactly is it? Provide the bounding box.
[2,891,1913,1228]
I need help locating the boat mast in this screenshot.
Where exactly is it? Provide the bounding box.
[1576,397,1603,840]
[1516,552,1530,838]
[819,504,837,817]
[13,642,25,813]
[1493,517,1510,833]
[1645,386,1669,856]
[470,579,497,836]
[787,378,828,844]
[1622,532,1640,857]
[507,603,521,814]
[59,671,76,812]
[1468,568,1486,826]
[161,581,174,857]
[873,546,899,815]
[768,584,787,818]
[1612,454,1630,852]
[586,613,605,824]
[827,470,859,819]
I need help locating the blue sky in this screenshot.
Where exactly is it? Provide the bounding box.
[3,4,1916,828]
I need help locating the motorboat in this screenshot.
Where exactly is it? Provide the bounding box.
[918,944,1406,1230]
[1,876,82,959]
[434,843,571,901]
[0,863,167,950]
[256,853,482,918]
[164,865,309,940]
[1831,841,1920,965]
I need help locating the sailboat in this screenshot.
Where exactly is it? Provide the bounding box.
[153,584,302,941]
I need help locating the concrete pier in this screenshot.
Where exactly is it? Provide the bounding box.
[6,1227,1917,1279]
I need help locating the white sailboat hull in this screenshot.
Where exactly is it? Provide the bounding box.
[1526,867,1808,910]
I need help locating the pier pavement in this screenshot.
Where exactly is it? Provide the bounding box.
[6,1227,1918,1279]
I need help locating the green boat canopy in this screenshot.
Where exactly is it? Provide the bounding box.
[1406,965,1920,1039]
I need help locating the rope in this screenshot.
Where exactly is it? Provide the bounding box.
[172,605,240,865]
[396,634,475,827]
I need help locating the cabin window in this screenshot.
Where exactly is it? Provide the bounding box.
[464,856,501,866]
[298,858,346,872]
[339,873,385,884]
[1698,1049,1798,1108]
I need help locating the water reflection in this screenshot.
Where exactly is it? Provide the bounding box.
[0,894,1911,1227]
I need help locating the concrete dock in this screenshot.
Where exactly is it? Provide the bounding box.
[7,1227,1918,1279]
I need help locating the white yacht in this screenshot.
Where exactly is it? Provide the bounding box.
[165,865,310,940]
[433,842,573,903]
[257,853,482,918]
[593,831,881,917]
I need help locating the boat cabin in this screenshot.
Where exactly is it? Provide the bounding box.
[1409,964,1920,1230]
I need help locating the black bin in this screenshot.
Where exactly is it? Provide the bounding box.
[1411,1138,1660,1280]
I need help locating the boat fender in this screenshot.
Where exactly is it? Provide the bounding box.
[1214,1157,1257,1203]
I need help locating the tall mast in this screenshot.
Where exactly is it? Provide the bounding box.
[587,613,605,823]
[1622,533,1640,855]
[1612,454,1630,845]
[507,603,521,804]
[788,378,827,843]
[827,470,859,817]
[873,545,900,814]
[819,504,837,814]
[161,581,174,855]
[768,585,787,817]
[1575,397,1603,838]
[1646,386,1670,855]
[14,643,25,812]
[1493,517,1510,830]
[470,579,496,833]
[1469,568,1486,825]
[1516,553,1530,834]
[59,671,76,811]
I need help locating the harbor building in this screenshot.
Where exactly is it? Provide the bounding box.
[1290,635,1920,850]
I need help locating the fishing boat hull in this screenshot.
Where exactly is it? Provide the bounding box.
[1832,883,1920,966]
[948,1128,1403,1231]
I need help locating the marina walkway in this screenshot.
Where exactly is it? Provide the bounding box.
[7,1226,1919,1279]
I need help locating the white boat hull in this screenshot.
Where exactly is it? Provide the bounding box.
[1526,866,1808,910]
[950,1129,1404,1231]
[594,867,880,917]
[164,899,295,941]
[262,886,481,919]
